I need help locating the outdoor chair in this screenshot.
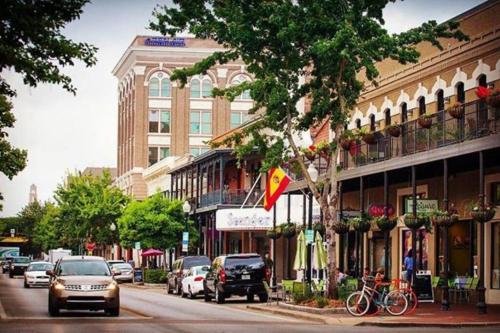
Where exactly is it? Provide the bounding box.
[262,281,275,305]
[292,281,305,300]
[280,279,294,302]
[466,277,479,303]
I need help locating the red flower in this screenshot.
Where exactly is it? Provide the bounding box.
[476,86,491,99]
[308,145,316,151]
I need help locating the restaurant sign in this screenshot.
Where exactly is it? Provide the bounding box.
[405,199,438,213]
[144,37,186,47]
[216,208,273,231]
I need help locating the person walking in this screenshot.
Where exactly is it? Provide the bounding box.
[404,249,414,283]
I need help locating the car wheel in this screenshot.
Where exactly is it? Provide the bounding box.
[166,282,172,294]
[203,286,212,302]
[9,272,13,278]
[180,286,187,298]
[258,293,269,303]
[48,294,59,317]
[107,306,120,317]
[176,283,182,295]
[189,286,195,299]
[215,285,225,304]
[247,294,254,302]
[24,279,29,288]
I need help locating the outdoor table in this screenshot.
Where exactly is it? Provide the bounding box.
[453,276,468,303]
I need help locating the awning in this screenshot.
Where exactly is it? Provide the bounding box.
[0,236,28,244]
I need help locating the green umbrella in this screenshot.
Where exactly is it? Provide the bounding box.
[293,230,306,271]
[313,231,327,270]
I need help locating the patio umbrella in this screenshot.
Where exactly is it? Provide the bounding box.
[293,230,306,271]
[312,231,327,270]
[141,248,163,257]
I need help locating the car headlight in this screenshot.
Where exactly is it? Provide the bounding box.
[54,282,65,290]
[107,281,118,290]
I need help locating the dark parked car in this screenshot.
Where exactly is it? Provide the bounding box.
[166,256,211,295]
[203,254,270,304]
[9,256,31,278]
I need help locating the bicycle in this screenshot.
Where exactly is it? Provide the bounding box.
[391,278,418,314]
[346,277,408,317]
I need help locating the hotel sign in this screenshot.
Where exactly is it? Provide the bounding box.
[216,208,273,231]
[405,199,438,213]
[144,37,186,47]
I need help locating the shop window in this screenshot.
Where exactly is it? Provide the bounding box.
[492,222,500,289]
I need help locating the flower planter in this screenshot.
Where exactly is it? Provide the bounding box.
[362,133,376,145]
[404,215,427,229]
[417,117,433,129]
[431,214,459,227]
[340,139,353,150]
[351,218,371,233]
[470,208,496,223]
[304,152,316,162]
[313,223,326,236]
[266,228,282,239]
[375,217,397,232]
[332,221,350,234]
[387,126,401,137]
[447,104,464,119]
[282,224,296,238]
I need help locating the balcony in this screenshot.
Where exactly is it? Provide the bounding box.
[341,100,499,170]
[198,189,264,208]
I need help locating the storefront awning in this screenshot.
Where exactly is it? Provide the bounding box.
[0,236,28,244]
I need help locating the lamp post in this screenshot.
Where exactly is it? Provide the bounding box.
[109,223,116,260]
[182,201,191,255]
[306,162,318,287]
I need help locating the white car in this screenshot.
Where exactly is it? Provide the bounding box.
[110,263,134,283]
[181,265,210,299]
[24,261,54,288]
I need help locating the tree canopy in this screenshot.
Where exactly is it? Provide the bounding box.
[151,0,468,296]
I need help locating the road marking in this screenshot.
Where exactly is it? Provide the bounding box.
[0,297,7,319]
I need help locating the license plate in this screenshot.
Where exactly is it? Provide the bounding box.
[81,285,91,291]
[242,274,250,280]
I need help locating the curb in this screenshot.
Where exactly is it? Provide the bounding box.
[246,305,327,324]
[357,321,500,328]
[278,302,347,314]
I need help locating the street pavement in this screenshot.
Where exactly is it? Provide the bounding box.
[1,273,499,333]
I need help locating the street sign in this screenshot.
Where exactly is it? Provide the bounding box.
[182,232,189,253]
[10,229,15,237]
[305,229,314,244]
[405,199,438,214]
[134,242,141,250]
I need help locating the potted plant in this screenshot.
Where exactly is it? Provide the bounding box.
[281,223,296,238]
[404,213,431,231]
[301,145,317,161]
[386,124,401,137]
[374,216,397,232]
[316,140,333,159]
[331,219,350,234]
[266,226,282,239]
[339,130,355,150]
[313,222,326,236]
[350,216,371,233]
[429,209,459,227]
[417,113,433,129]
[470,203,496,223]
[447,102,464,119]
[358,128,376,145]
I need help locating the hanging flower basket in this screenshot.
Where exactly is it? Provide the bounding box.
[374,216,397,232]
[470,205,496,223]
[486,90,500,108]
[417,116,433,129]
[430,210,459,227]
[331,221,350,234]
[386,125,401,137]
[350,217,371,233]
[404,214,428,230]
[266,227,282,239]
[447,103,464,119]
[281,223,296,238]
[362,133,377,145]
[313,222,326,236]
[340,139,353,150]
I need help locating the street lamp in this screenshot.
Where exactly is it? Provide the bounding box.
[307,163,319,182]
[306,163,317,288]
[109,223,117,260]
[182,201,191,255]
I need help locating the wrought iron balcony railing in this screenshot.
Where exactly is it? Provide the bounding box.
[198,189,264,208]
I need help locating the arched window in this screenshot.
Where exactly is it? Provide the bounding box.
[355,119,361,129]
[384,108,391,126]
[161,78,171,97]
[456,82,465,103]
[436,90,444,111]
[369,114,375,131]
[418,97,426,116]
[401,103,408,123]
[149,78,159,97]
[478,74,487,88]
[231,75,252,100]
[190,76,213,98]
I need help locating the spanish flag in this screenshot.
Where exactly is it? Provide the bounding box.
[264,167,291,211]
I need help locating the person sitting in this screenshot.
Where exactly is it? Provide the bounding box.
[375,267,385,283]
[336,267,346,284]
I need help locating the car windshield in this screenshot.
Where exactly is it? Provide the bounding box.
[184,257,211,269]
[224,257,263,270]
[59,260,111,276]
[28,263,53,271]
[13,257,30,263]
[194,266,209,275]
[113,263,132,270]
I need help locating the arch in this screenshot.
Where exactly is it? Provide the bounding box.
[456,82,465,103]
[144,67,174,82]
[417,96,426,116]
[413,84,429,103]
[431,76,447,96]
[400,102,408,123]
[355,119,361,129]
[231,73,252,100]
[348,109,364,129]
[190,74,214,98]
[384,108,391,126]
[472,60,491,83]
[477,73,487,87]
[451,68,468,88]
[436,89,444,111]
[369,114,376,131]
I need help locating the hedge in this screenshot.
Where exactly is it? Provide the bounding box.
[144,269,167,284]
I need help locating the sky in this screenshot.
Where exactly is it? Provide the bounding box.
[0,0,486,217]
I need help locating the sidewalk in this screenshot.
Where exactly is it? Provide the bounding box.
[248,302,500,327]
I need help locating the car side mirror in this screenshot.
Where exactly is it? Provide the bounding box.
[46,270,54,276]
[112,269,122,276]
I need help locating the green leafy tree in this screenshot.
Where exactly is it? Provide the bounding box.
[32,203,64,253]
[151,0,468,297]
[54,171,130,250]
[118,194,199,266]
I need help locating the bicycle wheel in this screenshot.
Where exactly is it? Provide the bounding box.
[346,291,370,317]
[384,290,408,316]
[403,289,418,314]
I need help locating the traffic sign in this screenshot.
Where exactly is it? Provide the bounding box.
[305,229,314,244]
[182,232,189,253]
[10,228,15,237]
[86,242,96,252]
[134,242,141,250]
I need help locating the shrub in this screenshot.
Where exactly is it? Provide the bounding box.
[316,296,328,308]
[292,289,313,304]
[144,269,167,283]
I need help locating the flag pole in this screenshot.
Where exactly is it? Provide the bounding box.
[239,172,262,209]
[252,191,266,209]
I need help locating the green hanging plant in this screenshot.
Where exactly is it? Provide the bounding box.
[429,209,459,227]
[266,226,282,239]
[280,223,296,238]
[331,219,350,234]
[350,216,371,233]
[404,213,432,232]
[374,216,397,232]
[313,222,326,236]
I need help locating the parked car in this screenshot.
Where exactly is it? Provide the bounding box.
[166,256,211,295]
[110,263,133,283]
[24,262,54,288]
[107,260,125,266]
[9,256,31,278]
[181,265,210,299]
[2,257,13,273]
[47,256,120,316]
[203,254,270,304]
